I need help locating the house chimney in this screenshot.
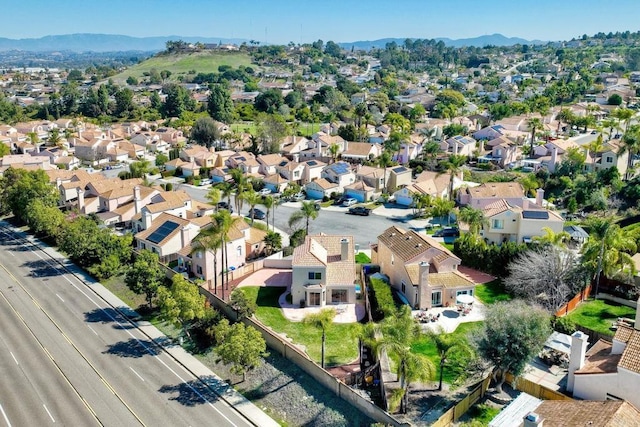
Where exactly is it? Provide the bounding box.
[181,226,190,247]
[536,188,544,207]
[77,188,85,213]
[635,295,640,330]
[522,198,529,210]
[523,412,543,427]
[133,186,142,214]
[479,139,485,153]
[340,238,349,261]
[418,261,431,310]
[567,331,589,393]
[549,146,558,173]
[142,209,152,230]
[317,139,322,157]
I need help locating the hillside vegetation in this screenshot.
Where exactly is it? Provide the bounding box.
[112,51,253,83]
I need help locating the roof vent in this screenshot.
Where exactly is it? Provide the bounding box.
[391,232,396,237]
[415,243,422,248]
[406,236,412,240]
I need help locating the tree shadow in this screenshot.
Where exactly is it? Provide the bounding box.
[85,307,126,323]
[158,375,222,406]
[243,373,294,400]
[22,259,64,278]
[103,338,163,358]
[256,287,286,308]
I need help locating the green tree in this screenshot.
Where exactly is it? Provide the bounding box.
[243,190,263,225]
[376,151,394,193]
[0,168,59,223]
[0,142,9,157]
[263,230,282,255]
[261,195,274,230]
[303,308,336,368]
[620,124,640,180]
[190,116,221,149]
[256,113,288,154]
[157,274,206,338]
[229,289,257,319]
[207,84,234,123]
[214,319,268,381]
[114,88,135,118]
[431,197,456,225]
[439,154,466,201]
[475,300,551,393]
[607,93,623,106]
[191,221,223,293]
[526,117,543,156]
[300,201,319,235]
[24,199,65,239]
[427,326,472,391]
[458,207,487,236]
[161,83,196,118]
[124,249,165,308]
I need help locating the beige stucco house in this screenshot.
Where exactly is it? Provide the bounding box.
[372,226,476,310]
[291,234,356,307]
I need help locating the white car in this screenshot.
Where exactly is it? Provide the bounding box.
[342,198,358,207]
[258,188,272,196]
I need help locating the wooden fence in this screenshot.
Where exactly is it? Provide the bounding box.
[432,376,492,427]
[504,372,572,401]
[555,285,592,317]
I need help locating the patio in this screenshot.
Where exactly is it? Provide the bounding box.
[413,298,486,333]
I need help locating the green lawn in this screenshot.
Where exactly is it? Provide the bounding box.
[411,322,483,384]
[355,252,371,264]
[459,403,501,427]
[239,286,360,366]
[474,280,511,305]
[567,299,636,335]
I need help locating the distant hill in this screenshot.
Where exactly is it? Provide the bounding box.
[339,33,547,50]
[0,33,249,53]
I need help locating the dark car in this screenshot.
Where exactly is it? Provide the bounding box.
[247,208,266,220]
[433,227,460,237]
[217,202,233,213]
[347,206,371,216]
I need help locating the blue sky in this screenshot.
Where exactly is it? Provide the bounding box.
[4,0,640,44]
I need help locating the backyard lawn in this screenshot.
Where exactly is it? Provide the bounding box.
[239,286,360,366]
[474,280,511,305]
[411,322,483,385]
[566,299,636,335]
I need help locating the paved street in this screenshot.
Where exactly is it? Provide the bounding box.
[0,223,271,427]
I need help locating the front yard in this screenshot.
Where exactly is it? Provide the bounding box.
[239,286,361,366]
[566,299,636,335]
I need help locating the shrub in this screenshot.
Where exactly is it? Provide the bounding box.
[552,316,576,335]
[370,277,395,320]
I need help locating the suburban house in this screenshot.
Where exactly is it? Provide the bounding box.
[372,226,476,310]
[442,135,477,157]
[458,182,526,209]
[263,173,289,194]
[300,159,326,184]
[393,171,451,206]
[478,135,520,169]
[354,165,386,193]
[387,165,412,191]
[567,310,640,410]
[478,198,564,244]
[583,138,630,177]
[396,138,424,164]
[305,178,339,200]
[341,141,383,163]
[280,135,310,157]
[226,151,260,175]
[135,212,209,262]
[275,159,305,184]
[321,161,356,190]
[291,234,356,307]
[257,153,285,176]
[344,180,376,202]
[532,139,580,173]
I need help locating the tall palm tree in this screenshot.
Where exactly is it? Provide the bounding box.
[427,326,471,391]
[243,190,262,225]
[261,195,274,230]
[190,223,223,293]
[328,143,340,164]
[206,187,221,210]
[527,117,542,156]
[439,154,466,201]
[619,124,640,180]
[612,107,634,134]
[213,210,240,299]
[300,201,319,235]
[555,108,575,134]
[376,151,394,194]
[585,134,605,169]
[601,118,620,141]
[230,168,248,213]
[458,207,487,236]
[218,182,234,210]
[303,308,336,369]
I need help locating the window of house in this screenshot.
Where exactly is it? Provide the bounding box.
[606,156,613,163]
[196,251,202,259]
[308,272,321,280]
[492,219,504,229]
[401,281,406,293]
[196,265,202,274]
[237,246,242,257]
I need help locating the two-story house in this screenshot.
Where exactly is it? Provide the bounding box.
[479,136,520,169]
[584,139,631,177]
[341,142,383,163]
[372,226,476,310]
[291,234,356,307]
[321,162,356,191]
[442,135,478,157]
[393,171,451,207]
[458,182,526,208]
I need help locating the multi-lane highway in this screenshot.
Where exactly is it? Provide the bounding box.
[0,223,259,426]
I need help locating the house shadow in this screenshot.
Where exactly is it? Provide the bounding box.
[103,338,164,358]
[264,272,292,287]
[257,286,286,308]
[158,375,221,406]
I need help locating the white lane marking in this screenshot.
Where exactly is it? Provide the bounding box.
[87,325,98,336]
[43,404,55,422]
[9,352,18,366]
[0,403,12,427]
[7,252,13,257]
[129,367,145,382]
[55,294,64,303]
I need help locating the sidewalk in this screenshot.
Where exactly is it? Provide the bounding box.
[19,228,279,427]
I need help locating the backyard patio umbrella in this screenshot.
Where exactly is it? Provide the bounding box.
[456,294,474,304]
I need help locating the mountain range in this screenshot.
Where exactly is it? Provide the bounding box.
[0,33,546,53]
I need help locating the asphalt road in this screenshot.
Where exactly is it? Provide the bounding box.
[0,225,253,427]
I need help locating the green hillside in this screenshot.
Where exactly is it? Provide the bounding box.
[112,51,253,83]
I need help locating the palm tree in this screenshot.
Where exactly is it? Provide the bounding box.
[191,223,223,293]
[263,230,282,256]
[303,308,336,369]
[427,326,471,391]
[518,173,541,197]
[601,118,620,141]
[328,143,340,164]
[533,226,570,248]
[555,108,575,134]
[206,187,221,210]
[619,124,640,180]
[458,207,487,236]
[218,182,234,210]
[213,210,240,299]
[243,190,262,225]
[300,201,319,235]
[432,197,456,226]
[230,168,248,213]
[376,151,394,194]
[585,134,605,169]
[526,117,542,157]
[439,154,466,201]
[581,217,637,299]
[261,195,274,230]
[411,193,432,218]
[612,107,634,134]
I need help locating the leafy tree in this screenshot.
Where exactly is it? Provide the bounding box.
[427,326,472,391]
[261,195,275,230]
[157,274,206,338]
[213,210,241,299]
[0,142,9,157]
[229,289,257,319]
[256,113,288,153]
[431,197,456,225]
[207,84,234,123]
[155,153,169,167]
[0,168,59,223]
[67,69,84,81]
[214,319,268,381]
[190,116,221,149]
[607,93,623,106]
[504,246,587,312]
[24,199,65,239]
[475,300,551,393]
[376,151,394,193]
[161,83,196,118]
[439,155,467,201]
[254,89,284,113]
[243,190,262,225]
[126,76,139,86]
[303,308,336,368]
[458,207,487,236]
[124,249,165,308]
[129,160,151,179]
[114,88,135,118]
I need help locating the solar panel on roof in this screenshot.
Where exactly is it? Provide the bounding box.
[522,210,549,220]
[147,220,180,244]
[307,160,317,166]
[393,166,407,173]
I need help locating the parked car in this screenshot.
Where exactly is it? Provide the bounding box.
[433,227,460,237]
[217,202,233,213]
[342,198,358,207]
[313,201,321,211]
[347,206,371,216]
[291,192,306,201]
[247,208,266,220]
[258,188,272,196]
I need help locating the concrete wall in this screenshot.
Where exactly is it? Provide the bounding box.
[263,252,292,269]
[597,293,638,309]
[573,370,640,408]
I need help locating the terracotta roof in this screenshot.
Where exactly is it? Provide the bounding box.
[428,271,476,289]
[345,180,374,191]
[619,330,640,374]
[482,199,513,217]
[377,225,459,264]
[246,227,267,245]
[466,182,525,199]
[356,165,384,178]
[257,153,283,166]
[575,339,620,375]
[292,234,355,286]
[528,400,640,427]
[615,325,635,343]
[343,142,375,157]
[308,178,338,190]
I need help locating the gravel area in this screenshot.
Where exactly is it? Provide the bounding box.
[196,350,375,427]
